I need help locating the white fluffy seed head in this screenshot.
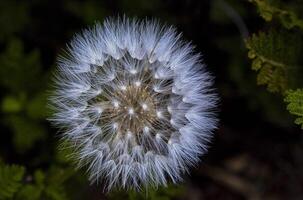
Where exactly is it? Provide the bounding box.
[49,17,218,191]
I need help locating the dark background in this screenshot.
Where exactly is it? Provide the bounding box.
[0,0,302,199]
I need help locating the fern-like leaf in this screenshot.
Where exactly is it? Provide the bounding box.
[249,0,303,29]
[0,164,25,199]
[246,29,302,93]
[16,167,73,200]
[285,89,303,129]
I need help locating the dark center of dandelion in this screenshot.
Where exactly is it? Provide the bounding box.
[89,55,175,150]
[106,83,158,135]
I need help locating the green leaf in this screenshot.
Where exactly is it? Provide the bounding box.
[245,29,303,93]
[0,164,25,199]
[249,0,303,29]
[285,89,303,129]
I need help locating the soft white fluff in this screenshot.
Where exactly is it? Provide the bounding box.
[50,17,218,191]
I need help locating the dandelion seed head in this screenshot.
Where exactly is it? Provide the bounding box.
[49,17,218,191]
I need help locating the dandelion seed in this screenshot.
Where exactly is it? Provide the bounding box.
[49,17,218,191]
[128,107,135,115]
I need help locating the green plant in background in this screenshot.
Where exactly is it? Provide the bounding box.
[0,162,75,200]
[0,164,25,199]
[285,89,303,129]
[249,0,303,29]
[246,0,303,128]
[246,29,302,93]
[0,38,76,199]
[0,1,78,199]
[0,39,48,153]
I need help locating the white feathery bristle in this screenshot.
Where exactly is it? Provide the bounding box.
[49,16,218,191]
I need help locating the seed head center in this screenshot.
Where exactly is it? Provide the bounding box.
[108,84,157,136]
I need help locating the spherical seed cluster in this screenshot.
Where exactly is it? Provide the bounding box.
[50,17,218,191]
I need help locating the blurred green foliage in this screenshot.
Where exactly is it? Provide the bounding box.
[0,163,75,200]
[0,1,80,199]
[0,39,42,93]
[0,164,25,199]
[0,39,48,153]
